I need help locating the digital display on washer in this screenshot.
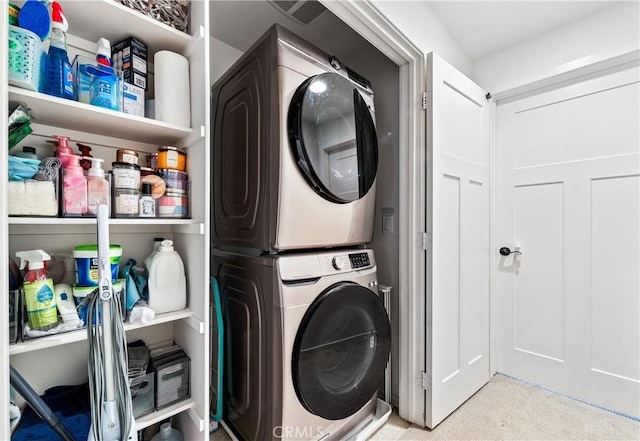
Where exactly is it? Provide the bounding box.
[348,252,370,269]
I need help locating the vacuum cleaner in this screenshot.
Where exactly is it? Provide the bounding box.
[86,204,137,441]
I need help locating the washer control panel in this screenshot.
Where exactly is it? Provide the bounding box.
[281,250,375,280]
[348,252,371,269]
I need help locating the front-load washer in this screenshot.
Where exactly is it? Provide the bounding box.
[212,248,391,440]
[211,24,379,252]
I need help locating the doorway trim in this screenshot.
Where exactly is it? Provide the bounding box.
[321,1,427,425]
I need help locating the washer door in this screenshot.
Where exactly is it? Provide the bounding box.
[288,72,378,204]
[292,282,390,420]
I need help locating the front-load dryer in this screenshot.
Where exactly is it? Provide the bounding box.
[212,248,391,440]
[211,24,379,252]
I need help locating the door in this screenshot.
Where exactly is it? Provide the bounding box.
[288,72,378,203]
[292,282,391,420]
[496,64,640,417]
[425,53,491,428]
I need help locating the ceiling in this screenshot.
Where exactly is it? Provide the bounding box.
[426,1,618,59]
[210,1,619,62]
[210,1,369,59]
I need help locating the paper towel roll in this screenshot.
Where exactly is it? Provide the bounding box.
[154,50,191,127]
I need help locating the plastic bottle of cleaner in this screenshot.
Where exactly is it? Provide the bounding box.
[16,250,59,331]
[150,423,184,441]
[86,157,110,215]
[43,2,74,100]
[53,135,73,168]
[144,237,165,273]
[90,38,119,111]
[54,283,81,327]
[61,153,87,216]
[147,240,186,314]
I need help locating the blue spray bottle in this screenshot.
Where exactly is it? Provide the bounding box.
[43,2,74,100]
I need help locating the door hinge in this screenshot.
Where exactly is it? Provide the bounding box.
[421,232,432,250]
[421,91,432,110]
[421,372,431,391]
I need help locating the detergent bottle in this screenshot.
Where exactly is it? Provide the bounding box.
[147,240,186,314]
[16,250,59,331]
[150,422,184,441]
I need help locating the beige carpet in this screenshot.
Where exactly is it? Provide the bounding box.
[210,374,640,440]
[371,374,640,441]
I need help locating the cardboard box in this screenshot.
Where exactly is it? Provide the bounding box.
[123,82,145,117]
[111,36,148,90]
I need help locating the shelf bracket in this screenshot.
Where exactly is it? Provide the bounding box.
[187,404,206,432]
[184,315,204,334]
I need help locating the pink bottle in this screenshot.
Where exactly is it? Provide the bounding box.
[61,153,88,216]
[53,135,73,168]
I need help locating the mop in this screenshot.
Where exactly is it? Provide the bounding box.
[86,204,137,441]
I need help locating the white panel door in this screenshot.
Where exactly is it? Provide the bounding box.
[496,64,640,417]
[425,53,491,428]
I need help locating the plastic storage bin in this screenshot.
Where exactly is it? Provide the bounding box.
[8,25,43,92]
[9,289,21,344]
[7,171,59,217]
[72,55,123,110]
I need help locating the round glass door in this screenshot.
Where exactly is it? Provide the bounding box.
[292,282,390,420]
[288,72,378,204]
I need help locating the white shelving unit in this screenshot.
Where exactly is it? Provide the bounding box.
[2,2,211,440]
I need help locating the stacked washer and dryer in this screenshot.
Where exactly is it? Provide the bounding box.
[210,25,391,441]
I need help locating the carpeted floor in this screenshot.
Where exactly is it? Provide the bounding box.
[210,374,640,440]
[370,374,640,441]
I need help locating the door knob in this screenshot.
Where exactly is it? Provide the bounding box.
[499,247,522,256]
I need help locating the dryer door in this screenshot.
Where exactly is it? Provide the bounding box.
[288,72,378,203]
[292,282,390,420]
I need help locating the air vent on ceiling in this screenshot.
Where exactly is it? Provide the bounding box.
[269,0,328,25]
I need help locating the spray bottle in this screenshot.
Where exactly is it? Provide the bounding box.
[16,250,59,331]
[86,158,110,215]
[43,2,74,100]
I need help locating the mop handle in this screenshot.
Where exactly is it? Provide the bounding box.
[97,204,116,403]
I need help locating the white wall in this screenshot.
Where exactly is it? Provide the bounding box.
[210,37,243,85]
[371,1,473,77]
[473,1,640,93]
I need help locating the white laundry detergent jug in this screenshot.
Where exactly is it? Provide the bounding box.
[147,240,187,314]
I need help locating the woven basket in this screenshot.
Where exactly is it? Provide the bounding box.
[117,0,190,33]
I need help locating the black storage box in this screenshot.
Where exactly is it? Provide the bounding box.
[111,36,148,90]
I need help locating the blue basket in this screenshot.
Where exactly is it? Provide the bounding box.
[8,25,43,92]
